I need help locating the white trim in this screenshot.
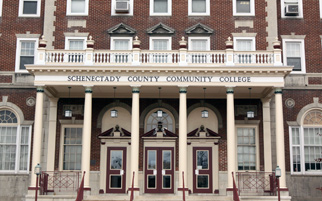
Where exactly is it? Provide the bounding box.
[59,124,83,171]
[188,37,210,51]
[320,0,322,19]
[150,0,172,16]
[15,38,39,73]
[65,36,87,50]
[188,0,210,16]
[111,0,134,16]
[66,0,89,16]
[110,37,133,50]
[0,0,3,17]
[233,36,256,51]
[233,0,255,16]
[281,0,303,19]
[235,124,260,171]
[282,38,306,74]
[149,37,172,50]
[18,0,41,17]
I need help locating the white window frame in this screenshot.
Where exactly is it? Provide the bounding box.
[235,125,260,171]
[233,0,255,16]
[59,124,83,171]
[0,109,32,174]
[18,0,41,17]
[111,0,134,16]
[65,37,87,50]
[281,0,303,19]
[188,37,210,51]
[110,37,133,50]
[15,38,39,73]
[149,37,172,50]
[66,0,89,16]
[320,0,322,19]
[282,38,306,74]
[233,37,256,51]
[0,0,3,17]
[150,0,172,16]
[188,0,210,16]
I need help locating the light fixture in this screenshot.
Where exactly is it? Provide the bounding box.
[157,87,163,118]
[201,88,208,118]
[34,163,41,201]
[64,87,72,117]
[247,88,254,118]
[111,87,118,118]
[34,163,41,176]
[275,165,281,178]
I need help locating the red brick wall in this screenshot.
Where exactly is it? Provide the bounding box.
[54,0,269,50]
[0,75,12,83]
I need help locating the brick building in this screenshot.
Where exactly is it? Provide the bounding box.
[0,0,321,201]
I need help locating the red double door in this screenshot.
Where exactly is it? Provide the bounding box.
[144,147,174,193]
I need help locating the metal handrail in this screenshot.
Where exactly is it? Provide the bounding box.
[130,171,135,201]
[75,171,85,201]
[182,171,186,201]
[232,172,240,201]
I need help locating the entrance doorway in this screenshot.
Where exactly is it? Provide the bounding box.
[106,147,127,193]
[144,147,174,193]
[193,147,213,193]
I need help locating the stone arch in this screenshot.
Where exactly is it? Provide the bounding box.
[0,97,26,124]
[296,98,322,125]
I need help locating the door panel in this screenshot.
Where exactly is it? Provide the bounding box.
[145,147,174,193]
[106,147,126,193]
[193,147,213,193]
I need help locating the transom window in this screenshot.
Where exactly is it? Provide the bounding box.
[19,0,41,17]
[188,0,210,16]
[145,109,174,132]
[237,127,257,171]
[0,109,31,173]
[290,109,322,174]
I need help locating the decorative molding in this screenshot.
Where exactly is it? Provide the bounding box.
[64,30,89,37]
[147,23,175,35]
[281,33,306,40]
[107,23,136,36]
[185,23,214,35]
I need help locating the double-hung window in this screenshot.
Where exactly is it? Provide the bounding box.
[237,127,257,170]
[111,37,132,63]
[188,0,210,16]
[19,0,41,17]
[150,37,172,63]
[61,127,83,170]
[233,0,255,16]
[188,37,210,51]
[283,39,306,73]
[234,37,255,51]
[67,0,89,16]
[150,0,171,16]
[65,37,86,63]
[0,109,31,173]
[15,38,38,73]
[290,110,322,174]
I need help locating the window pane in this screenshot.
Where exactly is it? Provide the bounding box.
[63,128,82,170]
[197,150,208,169]
[154,0,168,13]
[69,40,84,50]
[236,0,250,13]
[191,39,207,51]
[71,0,85,13]
[110,175,122,188]
[110,150,123,169]
[0,110,18,124]
[236,40,252,51]
[163,175,171,188]
[23,1,37,14]
[114,39,129,50]
[237,128,256,170]
[197,175,209,188]
[153,39,168,50]
[163,150,171,170]
[192,0,206,13]
[148,175,156,188]
[148,150,156,169]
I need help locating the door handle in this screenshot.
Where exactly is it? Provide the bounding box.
[195,169,199,175]
[153,169,157,175]
[120,169,124,175]
[162,169,166,175]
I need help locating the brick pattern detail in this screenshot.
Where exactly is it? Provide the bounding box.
[0,75,12,83]
[308,77,322,85]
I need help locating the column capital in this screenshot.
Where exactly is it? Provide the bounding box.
[226,87,235,94]
[132,86,140,93]
[178,86,188,93]
[84,86,93,93]
[274,88,283,94]
[36,86,45,93]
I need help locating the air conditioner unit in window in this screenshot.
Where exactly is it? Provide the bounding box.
[115,1,130,13]
[285,4,299,16]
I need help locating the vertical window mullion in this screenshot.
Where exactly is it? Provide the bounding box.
[15,125,21,173]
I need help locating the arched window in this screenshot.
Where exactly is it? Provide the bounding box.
[290,109,322,174]
[0,109,31,172]
[145,109,174,132]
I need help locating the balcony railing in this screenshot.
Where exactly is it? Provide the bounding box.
[236,171,276,196]
[35,36,283,67]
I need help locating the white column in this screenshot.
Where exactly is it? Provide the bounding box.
[46,98,58,171]
[262,98,272,173]
[275,88,286,188]
[30,86,45,187]
[82,86,93,188]
[178,87,187,188]
[130,86,140,189]
[226,87,236,189]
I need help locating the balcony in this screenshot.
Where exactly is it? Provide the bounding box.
[36,36,283,67]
